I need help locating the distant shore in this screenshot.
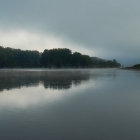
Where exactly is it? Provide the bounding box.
[124,64,140,70]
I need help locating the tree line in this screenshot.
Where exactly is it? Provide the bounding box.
[91,57,121,68]
[0,46,121,68]
[0,46,40,68]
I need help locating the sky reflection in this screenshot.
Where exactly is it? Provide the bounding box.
[0,68,122,110]
[0,69,102,109]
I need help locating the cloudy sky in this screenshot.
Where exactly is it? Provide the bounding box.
[0,0,140,66]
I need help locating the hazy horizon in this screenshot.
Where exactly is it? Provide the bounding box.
[1,0,140,66]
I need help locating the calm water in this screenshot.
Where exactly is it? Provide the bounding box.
[0,69,140,140]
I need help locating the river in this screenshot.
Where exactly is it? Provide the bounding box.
[0,69,140,140]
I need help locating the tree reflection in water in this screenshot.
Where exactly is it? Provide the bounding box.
[0,69,93,91]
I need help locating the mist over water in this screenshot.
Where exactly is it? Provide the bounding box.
[0,69,92,91]
[0,69,140,140]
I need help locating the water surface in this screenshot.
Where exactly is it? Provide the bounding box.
[0,69,140,140]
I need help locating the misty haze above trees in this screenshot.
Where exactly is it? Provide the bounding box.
[0,46,121,68]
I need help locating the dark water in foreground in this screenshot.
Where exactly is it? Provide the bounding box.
[0,69,140,140]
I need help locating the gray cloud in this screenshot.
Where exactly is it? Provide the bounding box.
[0,0,140,66]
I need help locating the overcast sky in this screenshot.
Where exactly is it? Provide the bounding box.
[0,0,140,66]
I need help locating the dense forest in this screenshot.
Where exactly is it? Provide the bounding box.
[0,46,121,68]
[0,46,40,68]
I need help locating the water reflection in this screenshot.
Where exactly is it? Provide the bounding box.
[0,69,117,108]
[0,69,94,91]
[2,69,140,140]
